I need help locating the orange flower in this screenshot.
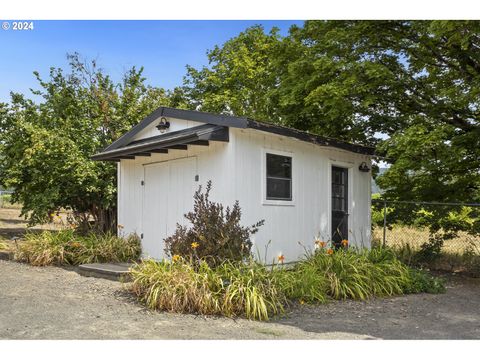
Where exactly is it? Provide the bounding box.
[341,239,349,247]
[278,254,285,264]
[315,240,327,248]
[172,254,181,262]
[326,248,334,255]
[191,242,200,249]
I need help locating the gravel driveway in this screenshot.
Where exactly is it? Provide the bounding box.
[0,260,479,339]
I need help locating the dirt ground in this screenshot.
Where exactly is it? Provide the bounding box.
[0,260,372,340]
[0,259,479,340]
[0,207,66,240]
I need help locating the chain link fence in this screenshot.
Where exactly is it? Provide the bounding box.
[371,199,480,258]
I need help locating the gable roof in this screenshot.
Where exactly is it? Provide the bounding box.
[103,107,248,152]
[93,106,374,161]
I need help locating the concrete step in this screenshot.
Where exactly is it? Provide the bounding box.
[0,251,14,261]
[77,262,134,281]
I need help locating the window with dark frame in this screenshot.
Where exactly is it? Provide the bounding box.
[266,153,292,201]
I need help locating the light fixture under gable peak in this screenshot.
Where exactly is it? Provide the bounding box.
[156,117,170,133]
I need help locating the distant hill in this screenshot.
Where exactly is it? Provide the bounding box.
[372,168,387,195]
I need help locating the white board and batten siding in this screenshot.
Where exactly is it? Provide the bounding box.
[117,117,372,263]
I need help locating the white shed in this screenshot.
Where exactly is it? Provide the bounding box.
[92,107,374,263]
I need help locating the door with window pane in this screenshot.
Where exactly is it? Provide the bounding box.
[331,166,348,247]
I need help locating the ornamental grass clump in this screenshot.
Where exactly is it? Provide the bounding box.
[128,247,444,321]
[273,261,328,304]
[15,230,75,266]
[129,259,223,314]
[302,246,444,300]
[14,230,141,266]
[129,259,286,321]
[72,232,141,264]
[217,261,286,320]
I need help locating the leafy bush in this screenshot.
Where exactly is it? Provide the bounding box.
[129,258,285,321]
[164,181,264,265]
[14,230,141,266]
[403,269,445,294]
[415,234,445,263]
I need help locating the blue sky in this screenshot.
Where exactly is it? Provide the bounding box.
[0,20,302,103]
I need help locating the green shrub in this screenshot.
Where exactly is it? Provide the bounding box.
[414,235,444,263]
[129,259,285,321]
[164,181,264,265]
[14,230,141,266]
[404,269,445,294]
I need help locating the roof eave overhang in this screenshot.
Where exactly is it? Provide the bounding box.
[91,124,229,161]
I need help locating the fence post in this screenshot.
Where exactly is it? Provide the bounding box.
[382,200,387,247]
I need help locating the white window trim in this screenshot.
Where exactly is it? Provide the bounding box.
[261,148,296,206]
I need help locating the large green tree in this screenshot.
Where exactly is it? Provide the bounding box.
[0,53,177,231]
[185,21,479,205]
[185,20,480,236]
[286,21,480,205]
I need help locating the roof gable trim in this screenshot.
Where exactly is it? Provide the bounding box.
[104,106,248,152]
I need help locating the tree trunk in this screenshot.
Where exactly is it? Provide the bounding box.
[96,206,117,233]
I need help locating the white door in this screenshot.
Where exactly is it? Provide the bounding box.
[142,157,197,260]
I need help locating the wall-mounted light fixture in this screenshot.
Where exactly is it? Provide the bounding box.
[156,117,170,133]
[358,162,371,172]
